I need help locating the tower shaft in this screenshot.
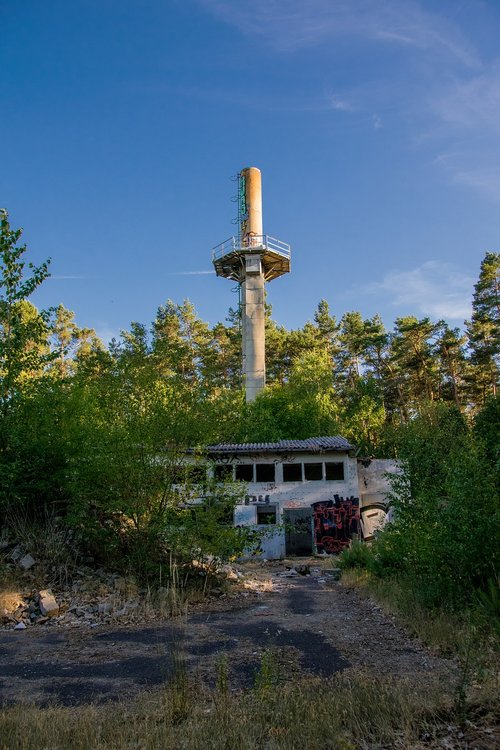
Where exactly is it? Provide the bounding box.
[241,256,266,401]
[212,167,291,403]
[241,167,265,401]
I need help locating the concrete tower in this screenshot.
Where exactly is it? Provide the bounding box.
[212,168,291,402]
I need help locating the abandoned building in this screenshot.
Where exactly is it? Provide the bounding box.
[206,170,397,558]
[203,436,398,559]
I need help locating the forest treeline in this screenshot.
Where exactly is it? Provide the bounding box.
[1,210,499,598]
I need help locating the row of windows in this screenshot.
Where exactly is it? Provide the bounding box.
[215,461,345,483]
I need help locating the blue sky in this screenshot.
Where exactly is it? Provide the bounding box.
[1,0,499,342]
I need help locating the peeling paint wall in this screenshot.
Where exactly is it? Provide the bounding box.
[357,458,401,540]
[230,451,360,558]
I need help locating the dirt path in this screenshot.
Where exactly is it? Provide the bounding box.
[0,566,456,706]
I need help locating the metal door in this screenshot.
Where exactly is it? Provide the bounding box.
[284,508,313,556]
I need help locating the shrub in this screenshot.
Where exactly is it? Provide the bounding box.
[338,540,374,570]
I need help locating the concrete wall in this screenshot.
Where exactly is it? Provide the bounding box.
[229,451,358,558]
[357,458,400,540]
[232,451,358,513]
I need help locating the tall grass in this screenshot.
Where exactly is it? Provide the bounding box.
[0,671,462,750]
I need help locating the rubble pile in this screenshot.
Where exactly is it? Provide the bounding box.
[0,532,266,631]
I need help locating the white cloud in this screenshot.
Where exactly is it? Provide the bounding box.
[199,0,499,202]
[363,261,474,321]
[329,93,354,112]
[198,0,477,64]
[433,63,500,134]
[426,62,500,200]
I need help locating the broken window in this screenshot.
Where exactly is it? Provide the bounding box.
[256,505,277,525]
[304,462,323,481]
[235,464,254,481]
[214,464,233,481]
[256,463,275,482]
[325,462,344,481]
[283,463,302,482]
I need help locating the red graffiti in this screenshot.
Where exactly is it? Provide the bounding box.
[312,495,360,554]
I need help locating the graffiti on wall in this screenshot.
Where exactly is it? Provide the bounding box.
[312,495,360,554]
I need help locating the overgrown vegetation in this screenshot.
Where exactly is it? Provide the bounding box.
[3,669,498,750]
[339,404,500,616]
[1,210,498,599]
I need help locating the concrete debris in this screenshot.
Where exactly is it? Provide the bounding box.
[18,554,36,571]
[295,565,311,576]
[38,590,60,617]
[14,622,27,630]
[325,569,341,581]
[10,546,23,563]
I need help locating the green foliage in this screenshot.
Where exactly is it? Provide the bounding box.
[1,214,497,608]
[240,349,340,442]
[338,540,374,570]
[372,404,500,609]
[253,649,281,695]
[474,396,500,479]
[466,252,499,403]
[0,210,52,409]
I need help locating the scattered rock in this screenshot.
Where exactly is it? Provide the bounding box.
[38,589,59,617]
[325,569,341,581]
[295,565,310,576]
[18,554,36,571]
[10,546,23,563]
[14,622,27,630]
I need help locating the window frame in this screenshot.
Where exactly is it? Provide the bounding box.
[303,462,324,481]
[325,461,345,481]
[255,463,276,483]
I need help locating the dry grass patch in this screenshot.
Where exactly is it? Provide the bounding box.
[0,671,454,750]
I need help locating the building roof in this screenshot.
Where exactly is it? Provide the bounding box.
[204,436,354,455]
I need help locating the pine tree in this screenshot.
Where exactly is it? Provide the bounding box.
[466,252,499,402]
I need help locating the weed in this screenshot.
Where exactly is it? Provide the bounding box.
[253,649,280,696]
[168,650,190,725]
[2,671,492,750]
[215,653,229,697]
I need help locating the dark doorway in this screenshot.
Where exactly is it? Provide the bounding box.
[284,508,313,556]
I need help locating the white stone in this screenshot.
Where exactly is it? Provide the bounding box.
[38,590,59,617]
[14,622,27,630]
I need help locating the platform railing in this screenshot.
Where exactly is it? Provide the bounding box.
[212,235,291,262]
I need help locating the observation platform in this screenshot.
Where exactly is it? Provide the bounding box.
[212,235,291,282]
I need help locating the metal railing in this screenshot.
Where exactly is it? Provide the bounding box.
[212,235,291,262]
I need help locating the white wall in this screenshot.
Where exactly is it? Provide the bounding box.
[229,451,358,520]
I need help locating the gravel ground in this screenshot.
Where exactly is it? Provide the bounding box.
[0,564,457,707]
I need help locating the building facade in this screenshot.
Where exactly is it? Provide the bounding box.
[204,436,398,559]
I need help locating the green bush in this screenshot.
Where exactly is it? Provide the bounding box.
[338,540,374,570]
[373,404,500,610]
